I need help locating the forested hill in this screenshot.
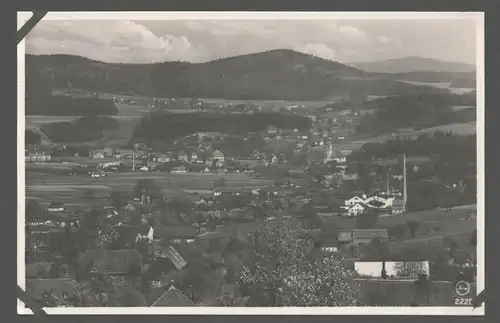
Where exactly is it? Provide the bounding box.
[356,93,476,135]
[26,50,448,101]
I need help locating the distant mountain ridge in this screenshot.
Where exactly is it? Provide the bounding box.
[350,56,476,74]
[26,49,448,101]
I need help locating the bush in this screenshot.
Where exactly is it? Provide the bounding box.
[407,221,419,238]
[387,224,407,241]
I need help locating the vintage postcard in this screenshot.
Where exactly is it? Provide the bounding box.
[17,11,484,315]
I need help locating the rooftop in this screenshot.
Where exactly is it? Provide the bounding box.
[151,285,194,307]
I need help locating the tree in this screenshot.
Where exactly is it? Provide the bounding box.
[407,220,419,238]
[302,205,322,229]
[110,191,125,209]
[26,199,46,221]
[442,236,458,260]
[133,179,157,198]
[366,237,389,260]
[393,261,427,278]
[240,219,359,306]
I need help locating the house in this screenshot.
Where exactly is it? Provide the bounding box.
[215,159,224,168]
[156,155,170,163]
[113,224,151,247]
[26,152,52,163]
[47,202,65,213]
[338,229,389,245]
[267,125,278,135]
[315,206,336,217]
[170,165,187,173]
[321,238,339,253]
[124,203,136,211]
[190,152,198,162]
[366,199,385,210]
[178,151,189,162]
[26,278,78,302]
[153,225,197,243]
[213,187,244,197]
[212,149,225,162]
[150,284,194,307]
[204,156,214,166]
[347,203,372,217]
[364,195,386,205]
[451,249,477,268]
[152,245,188,270]
[345,195,367,206]
[392,198,405,215]
[103,206,119,218]
[78,250,144,276]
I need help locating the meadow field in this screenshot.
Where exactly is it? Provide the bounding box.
[322,206,477,244]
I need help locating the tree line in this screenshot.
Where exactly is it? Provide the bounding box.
[132,112,311,144]
[40,116,120,143]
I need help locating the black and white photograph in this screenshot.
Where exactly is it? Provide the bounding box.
[17,12,484,314]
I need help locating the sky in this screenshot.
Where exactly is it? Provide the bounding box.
[24,18,478,65]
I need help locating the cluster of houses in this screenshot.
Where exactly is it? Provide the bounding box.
[25,152,52,163]
[335,193,405,217]
[25,195,258,306]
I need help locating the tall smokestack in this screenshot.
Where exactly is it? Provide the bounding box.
[403,154,407,212]
[386,168,390,195]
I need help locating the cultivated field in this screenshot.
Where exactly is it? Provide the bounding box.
[25,170,272,208]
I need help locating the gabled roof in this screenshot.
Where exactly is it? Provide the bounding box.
[212,149,225,157]
[352,229,389,240]
[79,250,143,275]
[367,200,385,208]
[196,230,230,240]
[453,249,475,264]
[152,245,188,270]
[26,278,77,300]
[350,202,373,210]
[151,285,194,307]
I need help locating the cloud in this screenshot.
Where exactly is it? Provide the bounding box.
[25,18,477,65]
[298,43,336,61]
[27,20,197,63]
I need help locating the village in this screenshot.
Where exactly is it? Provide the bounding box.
[24,113,477,307]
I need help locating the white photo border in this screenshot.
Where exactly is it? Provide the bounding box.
[17,11,485,316]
